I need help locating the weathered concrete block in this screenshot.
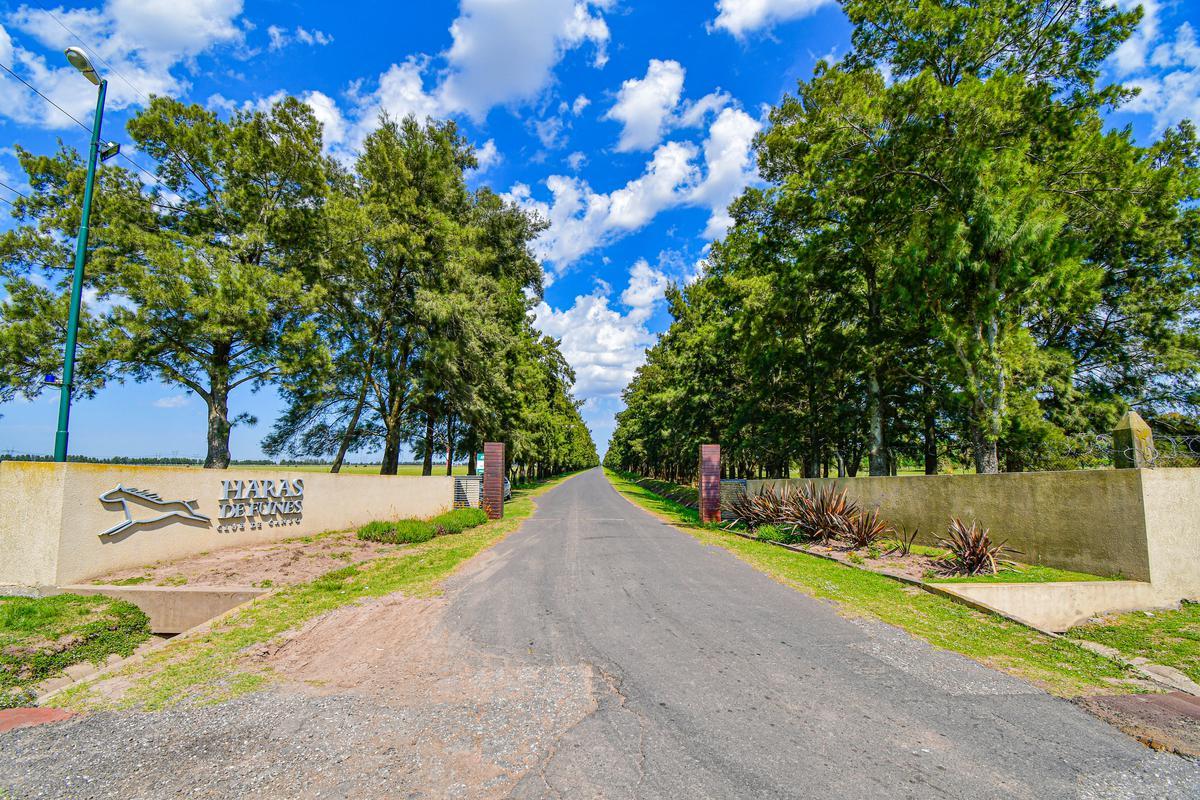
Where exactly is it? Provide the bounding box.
[1114,411,1154,469]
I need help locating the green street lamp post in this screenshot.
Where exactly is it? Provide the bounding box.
[53,48,108,462]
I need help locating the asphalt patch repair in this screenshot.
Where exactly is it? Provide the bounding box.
[1076,692,1200,758]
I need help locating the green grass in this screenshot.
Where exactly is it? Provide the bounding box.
[52,471,584,712]
[432,507,489,534]
[96,576,150,586]
[358,518,438,544]
[1,594,151,709]
[930,564,1113,584]
[357,507,489,544]
[604,469,1138,697]
[1068,602,1200,684]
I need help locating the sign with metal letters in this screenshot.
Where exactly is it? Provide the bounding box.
[96,477,306,536]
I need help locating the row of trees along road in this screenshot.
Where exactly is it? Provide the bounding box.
[606,0,1199,482]
[0,103,598,476]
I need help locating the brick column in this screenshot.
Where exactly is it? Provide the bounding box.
[483,442,505,519]
[699,444,721,524]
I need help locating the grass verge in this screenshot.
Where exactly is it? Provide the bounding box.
[1068,603,1200,684]
[1,594,150,709]
[930,564,1113,584]
[51,470,583,712]
[604,469,1140,697]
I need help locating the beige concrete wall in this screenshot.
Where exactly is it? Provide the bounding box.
[745,470,1153,582]
[51,585,268,634]
[1139,469,1200,599]
[1,461,454,588]
[0,461,68,586]
[926,580,1171,633]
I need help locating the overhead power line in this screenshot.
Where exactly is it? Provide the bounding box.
[0,60,90,132]
[0,179,29,199]
[41,9,149,104]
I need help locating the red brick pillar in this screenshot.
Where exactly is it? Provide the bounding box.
[699,444,721,524]
[483,442,505,519]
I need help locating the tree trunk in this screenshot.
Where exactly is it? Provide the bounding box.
[972,316,1004,474]
[421,411,435,476]
[467,435,478,476]
[204,350,232,469]
[867,373,887,476]
[204,387,232,469]
[972,421,999,474]
[381,425,402,475]
[331,374,370,474]
[445,411,455,476]
[923,384,938,475]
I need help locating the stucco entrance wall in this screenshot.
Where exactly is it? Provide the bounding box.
[0,461,454,589]
[744,468,1199,595]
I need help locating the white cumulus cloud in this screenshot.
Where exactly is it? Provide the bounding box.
[437,0,611,121]
[604,59,732,152]
[474,138,502,171]
[267,24,332,51]
[153,394,189,409]
[507,107,761,271]
[534,262,667,399]
[710,0,837,38]
[2,1,246,129]
[1109,2,1200,132]
[605,59,686,152]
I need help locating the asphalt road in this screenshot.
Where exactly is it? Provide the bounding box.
[3,467,1198,799]
[446,467,1200,799]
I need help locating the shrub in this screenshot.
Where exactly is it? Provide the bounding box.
[357,520,397,543]
[935,518,1013,576]
[726,485,785,530]
[726,482,860,544]
[884,526,920,557]
[390,520,438,544]
[357,519,438,544]
[432,507,488,535]
[755,524,788,543]
[776,483,858,543]
[841,508,893,550]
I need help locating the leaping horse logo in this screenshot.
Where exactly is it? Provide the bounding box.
[97,485,211,537]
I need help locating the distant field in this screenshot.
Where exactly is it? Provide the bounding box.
[239,463,469,476]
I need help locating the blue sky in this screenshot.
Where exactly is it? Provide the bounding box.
[1,0,1198,461]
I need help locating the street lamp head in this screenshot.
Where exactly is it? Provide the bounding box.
[64,47,101,86]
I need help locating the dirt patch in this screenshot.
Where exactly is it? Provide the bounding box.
[1076,692,1200,758]
[93,531,407,589]
[242,593,597,798]
[799,541,939,582]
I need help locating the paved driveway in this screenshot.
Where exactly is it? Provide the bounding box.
[447,467,1200,798]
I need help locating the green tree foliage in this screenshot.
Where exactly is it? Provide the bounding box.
[1,97,330,467]
[606,0,1198,478]
[0,105,598,474]
[261,115,598,476]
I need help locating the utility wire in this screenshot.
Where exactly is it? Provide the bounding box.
[0,60,90,132]
[0,179,29,199]
[5,23,221,212]
[0,59,164,191]
[41,9,149,104]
